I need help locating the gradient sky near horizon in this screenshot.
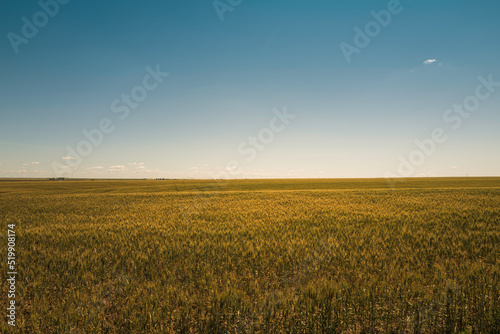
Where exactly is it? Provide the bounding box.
[1,0,499,179]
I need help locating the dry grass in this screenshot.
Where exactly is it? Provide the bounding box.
[1,178,499,333]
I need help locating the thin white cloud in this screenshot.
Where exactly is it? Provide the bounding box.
[288,169,304,173]
[128,162,144,166]
[416,172,437,177]
[108,165,126,172]
[88,166,104,170]
[62,156,76,160]
[23,162,40,166]
[451,166,458,169]
[423,59,438,65]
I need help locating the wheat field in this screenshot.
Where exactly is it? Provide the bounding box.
[1,178,499,333]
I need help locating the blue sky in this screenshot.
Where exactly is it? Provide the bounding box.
[1,0,499,178]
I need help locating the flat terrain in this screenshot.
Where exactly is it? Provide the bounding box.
[1,178,499,333]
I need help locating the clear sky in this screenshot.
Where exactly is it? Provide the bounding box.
[1,0,499,179]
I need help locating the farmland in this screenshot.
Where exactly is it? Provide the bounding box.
[1,177,499,333]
